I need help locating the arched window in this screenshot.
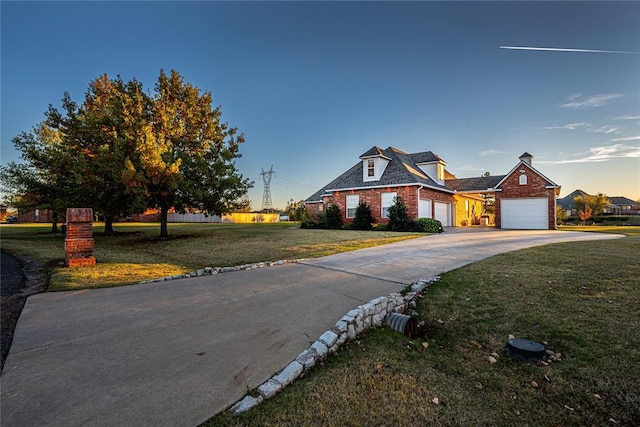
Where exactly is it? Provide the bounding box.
[519,174,527,185]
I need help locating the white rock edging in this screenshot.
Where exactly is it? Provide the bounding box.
[228,275,440,414]
[138,259,311,284]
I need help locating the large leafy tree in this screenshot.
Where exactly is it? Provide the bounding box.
[2,119,81,232]
[145,69,251,237]
[4,69,251,237]
[45,76,150,234]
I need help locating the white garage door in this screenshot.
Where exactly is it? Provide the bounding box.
[418,199,432,219]
[434,202,451,227]
[501,198,549,229]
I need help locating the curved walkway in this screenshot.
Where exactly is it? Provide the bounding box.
[0,229,621,426]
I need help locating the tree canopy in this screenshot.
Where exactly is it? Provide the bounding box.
[2,70,251,236]
[573,193,610,225]
[573,194,610,216]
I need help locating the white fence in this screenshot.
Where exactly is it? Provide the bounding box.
[167,213,221,223]
[167,212,281,223]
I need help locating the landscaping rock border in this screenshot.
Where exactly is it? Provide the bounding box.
[228,276,440,414]
[137,259,310,284]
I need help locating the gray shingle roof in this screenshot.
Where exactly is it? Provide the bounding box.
[305,146,498,202]
[410,151,443,164]
[306,147,454,201]
[608,196,639,207]
[305,146,562,203]
[359,146,392,159]
[446,175,506,192]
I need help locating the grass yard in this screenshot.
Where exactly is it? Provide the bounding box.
[207,229,640,426]
[0,222,423,291]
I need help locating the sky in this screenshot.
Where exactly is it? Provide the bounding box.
[2,1,639,210]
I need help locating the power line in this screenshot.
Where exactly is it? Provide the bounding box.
[259,165,275,211]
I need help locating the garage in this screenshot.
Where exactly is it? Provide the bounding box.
[501,198,549,229]
[418,198,432,219]
[434,202,452,227]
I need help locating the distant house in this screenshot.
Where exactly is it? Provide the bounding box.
[606,197,640,215]
[557,191,640,216]
[556,189,591,216]
[305,147,561,229]
[16,209,55,223]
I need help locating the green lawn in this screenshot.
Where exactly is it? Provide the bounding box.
[0,222,423,291]
[207,229,640,426]
[3,223,639,424]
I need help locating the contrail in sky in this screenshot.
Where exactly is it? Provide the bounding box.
[499,46,640,54]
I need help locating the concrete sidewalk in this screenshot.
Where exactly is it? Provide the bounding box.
[0,230,621,426]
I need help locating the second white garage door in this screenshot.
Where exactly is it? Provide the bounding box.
[501,198,549,229]
[434,202,451,227]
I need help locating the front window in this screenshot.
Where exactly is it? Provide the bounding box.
[346,195,359,218]
[381,192,397,218]
[367,159,375,177]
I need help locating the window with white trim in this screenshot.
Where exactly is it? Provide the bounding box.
[519,174,527,185]
[367,159,375,177]
[381,192,396,218]
[346,195,359,218]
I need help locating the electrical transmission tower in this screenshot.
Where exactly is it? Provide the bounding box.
[260,165,275,212]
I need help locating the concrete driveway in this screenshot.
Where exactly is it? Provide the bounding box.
[0,229,621,426]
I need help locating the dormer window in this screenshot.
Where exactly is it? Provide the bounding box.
[416,159,447,185]
[362,155,390,182]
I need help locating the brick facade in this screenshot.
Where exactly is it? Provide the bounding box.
[65,208,96,267]
[17,209,54,223]
[495,166,557,230]
[318,186,456,224]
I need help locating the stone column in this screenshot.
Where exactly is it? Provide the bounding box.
[65,208,96,267]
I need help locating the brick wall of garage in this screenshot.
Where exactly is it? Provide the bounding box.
[495,167,557,229]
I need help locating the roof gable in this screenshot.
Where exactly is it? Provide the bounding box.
[560,189,590,200]
[359,146,392,160]
[495,160,559,189]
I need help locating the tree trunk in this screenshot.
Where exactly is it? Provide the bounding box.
[104,217,115,235]
[160,205,169,237]
[50,211,59,233]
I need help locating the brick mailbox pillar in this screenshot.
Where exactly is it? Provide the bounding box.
[65,208,96,267]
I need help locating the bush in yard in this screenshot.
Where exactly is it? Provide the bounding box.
[373,223,388,231]
[324,203,343,229]
[352,201,374,230]
[300,211,323,229]
[387,197,412,231]
[414,217,444,233]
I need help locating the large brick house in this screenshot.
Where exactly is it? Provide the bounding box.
[304,147,561,229]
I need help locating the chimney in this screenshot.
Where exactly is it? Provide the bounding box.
[519,152,533,166]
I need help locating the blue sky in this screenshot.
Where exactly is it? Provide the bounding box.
[2,1,639,210]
